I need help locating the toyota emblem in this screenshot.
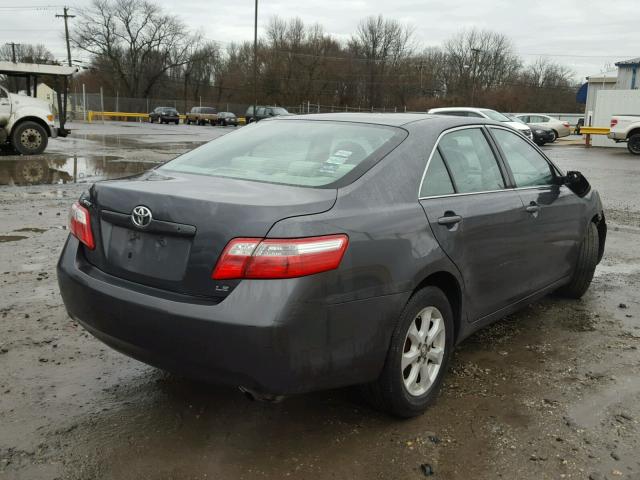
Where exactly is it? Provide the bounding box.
[131,205,152,228]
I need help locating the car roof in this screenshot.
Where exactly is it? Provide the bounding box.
[273,112,484,127]
[517,113,555,119]
[429,107,489,113]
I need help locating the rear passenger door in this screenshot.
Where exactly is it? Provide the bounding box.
[488,127,583,291]
[419,126,532,321]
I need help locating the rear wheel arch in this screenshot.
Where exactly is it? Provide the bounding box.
[626,127,640,140]
[413,271,462,342]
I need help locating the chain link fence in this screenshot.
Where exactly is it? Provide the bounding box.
[61,92,411,122]
[60,92,584,126]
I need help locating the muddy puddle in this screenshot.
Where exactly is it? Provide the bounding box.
[0,155,162,186]
[0,235,28,243]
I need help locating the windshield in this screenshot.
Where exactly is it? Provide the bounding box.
[160,120,404,187]
[271,107,289,115]
[480,109,511,122]
[506,114,526,125]
[201,108,216,114]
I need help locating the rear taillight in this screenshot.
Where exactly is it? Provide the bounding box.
[69,201,95,250]
[212,234,349,280]
[611,119,618,128]
[562,121,570,128]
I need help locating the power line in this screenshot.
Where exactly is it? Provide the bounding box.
[0,5,62,10]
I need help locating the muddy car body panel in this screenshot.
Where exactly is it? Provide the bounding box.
[57,113,606,397]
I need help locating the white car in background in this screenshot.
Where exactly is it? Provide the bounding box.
[514,114,572,141]
[428,107,533,140]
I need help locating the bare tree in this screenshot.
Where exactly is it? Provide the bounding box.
[72,0,197,97]
[349,15,414,107]
[442,29,521,105]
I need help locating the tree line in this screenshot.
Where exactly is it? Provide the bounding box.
[2,0,581,113]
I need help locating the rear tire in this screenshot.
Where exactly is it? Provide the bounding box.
[627,133,640,155]
[362,286,454,417]
[557,222,599,299]
[12,121,48,155]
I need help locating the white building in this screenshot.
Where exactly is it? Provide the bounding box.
[584,57,640,147]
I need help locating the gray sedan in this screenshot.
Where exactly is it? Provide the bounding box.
[57,113,606,417]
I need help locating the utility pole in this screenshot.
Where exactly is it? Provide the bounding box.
[5,42,19,63]
[470,47,482,106]
[252,0,258,123]
[56,7,75,67]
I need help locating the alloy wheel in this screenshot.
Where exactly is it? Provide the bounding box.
[401,306,446,397]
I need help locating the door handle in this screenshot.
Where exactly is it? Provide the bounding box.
[525,202,540,213]
[437,214,462,225]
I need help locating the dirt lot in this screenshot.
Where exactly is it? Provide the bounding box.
[1,123,639,480]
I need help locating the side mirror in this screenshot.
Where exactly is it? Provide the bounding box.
[561,170,590,197]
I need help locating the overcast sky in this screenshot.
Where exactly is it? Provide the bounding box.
[2,0,638,81]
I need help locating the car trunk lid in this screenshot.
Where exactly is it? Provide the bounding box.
[83,170,337,298]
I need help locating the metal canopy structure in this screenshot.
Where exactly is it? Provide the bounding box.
[0,61,79,135]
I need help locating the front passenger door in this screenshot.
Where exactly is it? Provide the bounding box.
[419,127,532,321]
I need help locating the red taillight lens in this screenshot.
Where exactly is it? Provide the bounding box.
[212,234,349,280]
[611,119,618,128]
[69,201,95,250]
[562,121,570,128]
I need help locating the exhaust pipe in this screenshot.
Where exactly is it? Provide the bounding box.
[238,386,285,403]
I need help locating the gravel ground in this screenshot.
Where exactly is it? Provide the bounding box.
[1,123,639,480]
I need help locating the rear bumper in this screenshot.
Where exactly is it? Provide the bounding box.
[608,131,626,141]
[57,236,404,394]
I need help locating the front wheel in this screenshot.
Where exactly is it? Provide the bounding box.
[549,130,557,143]
[557,222,599,299]
[627,133,640,155]
[362,286,454,417]
[12,121,48,155]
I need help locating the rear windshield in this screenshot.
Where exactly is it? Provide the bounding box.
[201,107,217,114]
[160,120,405,187]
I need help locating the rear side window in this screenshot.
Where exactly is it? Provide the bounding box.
[161,120,405,187]
[420,150,455,197]
[438,128,505,193]
[491,128,555,187]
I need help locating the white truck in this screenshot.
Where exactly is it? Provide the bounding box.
[608,115,640,155]
[0,84,58,155]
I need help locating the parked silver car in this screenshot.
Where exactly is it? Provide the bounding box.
[515,114,572,141]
